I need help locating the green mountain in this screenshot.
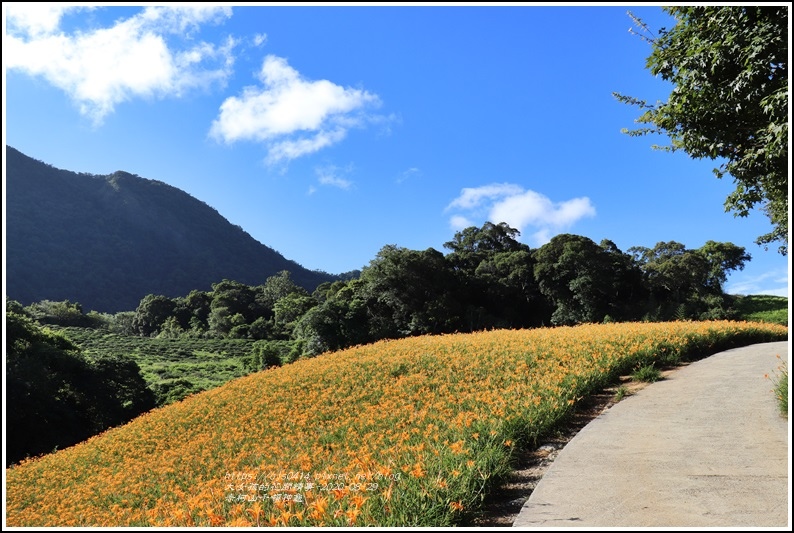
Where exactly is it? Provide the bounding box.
[5,146,336,313]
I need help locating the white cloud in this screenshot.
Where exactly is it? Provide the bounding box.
[5,4,89,37]
[253,33,268,46]
[445,183,524,211]
[268,129,348,165]
[449,214,474,231]
[397,167,421,184]
[445,183,596,246]
[5,5,235,124]
[137,5,232,34]
[725,269,790,297]
[210,55,382,164]
[315,164,354,190]
[490,191,596,232]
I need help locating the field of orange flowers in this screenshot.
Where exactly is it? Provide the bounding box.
[5,320,788,527]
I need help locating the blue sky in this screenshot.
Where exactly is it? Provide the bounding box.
[3,4,790,296]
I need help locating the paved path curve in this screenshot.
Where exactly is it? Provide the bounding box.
[514,341,790,528]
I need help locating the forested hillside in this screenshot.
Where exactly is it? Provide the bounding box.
[5,146,335,312]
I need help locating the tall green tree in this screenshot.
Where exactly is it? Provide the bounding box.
[472,249,552,328]
[208,280,258,336]
[444,221,527,272]
[360,246,461,338]
[444,222,544,330]
[533,235,644,325]
[629,241,709,312]
[6,310,154,466]
[258,271,307,313]
[273,292,318,336]
[172,290,212,332]
[629,240,750,319]
[614,6,788,254]
[292,279,373,357]
[23,300,100,327]
[696,240,753,293]
[132,294,176,337]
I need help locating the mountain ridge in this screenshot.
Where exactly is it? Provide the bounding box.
[5,146,336,312]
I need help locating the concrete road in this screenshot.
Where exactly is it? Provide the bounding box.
[514,341,790,528]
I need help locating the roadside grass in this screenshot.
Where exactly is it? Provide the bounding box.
[6,320,787,527]
[613,384,630,402]
[631,363,662,383]
[769,357,788,417]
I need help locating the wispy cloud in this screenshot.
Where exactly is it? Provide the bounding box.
[210,55,382,165]
[445,183,596,245]
[253,33,268,47]
[725,269,790,297]
[270,129,348,165]
[314,163,355,191]
[397,167,421,184]
[5,5,235,125]
[446,183,524,211]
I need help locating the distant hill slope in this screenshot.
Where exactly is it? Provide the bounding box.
[5,146,335,312]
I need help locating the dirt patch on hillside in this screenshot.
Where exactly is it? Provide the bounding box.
[462,367,681,527]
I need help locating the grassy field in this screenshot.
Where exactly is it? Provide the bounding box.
[56,327,256,404]
[6,320,787,527]
[732,294,789,325]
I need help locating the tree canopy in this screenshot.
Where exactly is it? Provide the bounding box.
[614,6,788,254]
[533,235,646,325]
[6,306,154,465]
[19,221,757,359]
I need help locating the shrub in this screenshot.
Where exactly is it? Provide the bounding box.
[632,363,662,383]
